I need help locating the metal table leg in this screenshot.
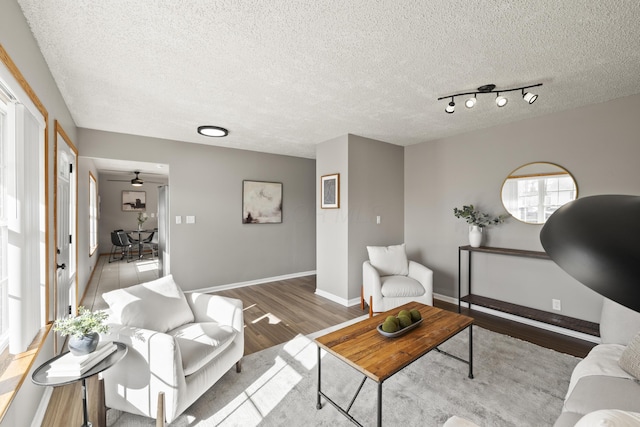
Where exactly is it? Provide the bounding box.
[317,346,322,410]
[377,381,383,426]
[81,377,91,427]
[468,325,474,379]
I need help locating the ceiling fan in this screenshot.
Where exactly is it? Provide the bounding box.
[106,171,165,186]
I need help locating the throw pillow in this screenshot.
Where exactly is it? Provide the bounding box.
[619,331,640,379]
[102,274,194,333]
[367,243,409,276]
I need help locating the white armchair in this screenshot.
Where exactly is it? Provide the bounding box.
[100,275,244,424]
[362,244,433,316]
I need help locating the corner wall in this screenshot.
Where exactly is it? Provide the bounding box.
[405,93,640,323]
[316,134,403,305]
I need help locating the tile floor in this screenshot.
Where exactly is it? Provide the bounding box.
[81,254,159,310]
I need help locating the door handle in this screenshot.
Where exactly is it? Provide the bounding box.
[57,263,66,270]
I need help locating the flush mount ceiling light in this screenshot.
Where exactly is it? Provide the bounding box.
[197,125,229,137]
[438,83,542,114]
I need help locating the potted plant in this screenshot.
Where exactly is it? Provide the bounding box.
[453,205,507,247]
[53,306,110,355]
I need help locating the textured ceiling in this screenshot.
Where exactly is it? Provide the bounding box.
[16,0,640,159]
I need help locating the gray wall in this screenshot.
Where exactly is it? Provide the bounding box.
[316,135,349,301]
[316,134,404,304]
[77,158,101,301]
[78,128,316,291]
[405,93,640,323]
[348,135,404,299]
[1,0,79,424]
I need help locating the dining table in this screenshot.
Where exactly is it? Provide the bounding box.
[126,229,154,259]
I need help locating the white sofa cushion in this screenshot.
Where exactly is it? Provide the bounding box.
[566,344,632,398]
[381,275,425,298]
[600,298,640,345]
[619,332,640,380]
[168,322,237,376]
[102,274,194,333]
[367,243,409,276]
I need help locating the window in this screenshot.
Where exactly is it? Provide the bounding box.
[0,55,47,355]
[89,172,98,255]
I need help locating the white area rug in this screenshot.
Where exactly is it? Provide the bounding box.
[107,325,580,426]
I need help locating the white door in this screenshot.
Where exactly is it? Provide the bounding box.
[55,130,77,323]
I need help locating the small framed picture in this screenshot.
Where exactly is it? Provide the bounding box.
[122,190,146,212]
[242,180,283,224]
[321,173,340,209]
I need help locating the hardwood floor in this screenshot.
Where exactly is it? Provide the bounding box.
[213,275,364,355]
[41,256,596,426]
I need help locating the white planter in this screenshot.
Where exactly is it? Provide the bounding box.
[469,226,483,248]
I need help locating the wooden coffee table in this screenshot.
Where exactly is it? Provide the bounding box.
[314,302,473,426]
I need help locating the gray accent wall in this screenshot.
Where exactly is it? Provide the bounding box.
[316,134,403,304]
[78,128,316,291]
[405,93,640,323]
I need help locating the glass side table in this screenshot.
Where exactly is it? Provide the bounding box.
[32,341,128,427]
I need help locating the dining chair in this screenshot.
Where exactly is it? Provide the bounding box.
[109,231,132,263]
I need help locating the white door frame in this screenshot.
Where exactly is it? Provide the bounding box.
[54,121,78,349]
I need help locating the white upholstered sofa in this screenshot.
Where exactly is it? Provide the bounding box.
[444,298,640,427]
[100,275,244,424]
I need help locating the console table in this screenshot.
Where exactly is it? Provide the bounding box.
[457,245,599,337]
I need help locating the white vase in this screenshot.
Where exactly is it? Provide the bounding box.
[469,225,483,248]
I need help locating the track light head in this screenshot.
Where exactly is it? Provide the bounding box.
[523,91,538,104]
[465,95,477,109]
[496,93,508,107]
[445,98,455,114]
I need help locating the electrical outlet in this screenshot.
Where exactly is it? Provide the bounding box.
[552,299,562,311]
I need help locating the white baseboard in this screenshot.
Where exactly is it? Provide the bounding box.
[193,270,317,294]
[31,386,53,427]
[433,292,601,344]
[314,288,361,307]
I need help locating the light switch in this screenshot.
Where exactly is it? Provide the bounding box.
[376,215,381,224]
[175,216,182,224]
[186,215,196,224]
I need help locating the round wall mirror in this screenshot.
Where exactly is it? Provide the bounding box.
[501,162,578,225]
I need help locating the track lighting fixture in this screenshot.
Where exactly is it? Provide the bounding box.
[438,83,542,114]
[445,97,455,114]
